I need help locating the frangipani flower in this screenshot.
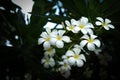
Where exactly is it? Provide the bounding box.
[58,61,71,78]
[41,57,55,68]
[80,34,101,51]
[44,47,56,57]
[38,28,52,49]
[95,17,115,30]
[65,19,78,33]
[74,17,94,34]
[65,49,86,67]
[58,61,71,72]
[50,30,71,48]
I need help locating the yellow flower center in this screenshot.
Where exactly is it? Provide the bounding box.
[69,25,74,30]
[64,63,68,67]
[47,48,52,53]
[79,24,84,29]
[88,38,93,43]
[46,58,50,63]
[45,37,50,41]
[57,36,62,40]
[74,54,79,59]
[102,22,106,27]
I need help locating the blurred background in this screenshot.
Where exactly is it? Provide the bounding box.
[0,0,120,80]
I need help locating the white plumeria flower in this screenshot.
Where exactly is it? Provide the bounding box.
[44,47,56,57]
[50,30,71,48]
[38,28,52,49]
[58,61,71,72]
[65,19,78,33]
[74,17,94,34]
[66,49,86,67]
[80,34,101,51]
[95,17,115,30]
[41,57,55,68]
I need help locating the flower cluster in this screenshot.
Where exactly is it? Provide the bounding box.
[38,16,115,78]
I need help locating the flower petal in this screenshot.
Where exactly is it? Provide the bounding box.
[71,19,77,25]
[56,41,64,48]
[73,48,81,54]
[58,30,65,36]
[108,24,115,29]
[62,36,71,43]
[43,42,51,49]
[95,21,102,25]
[80,40,88,47]
[86,23,94,28]
[93,39,101,47]
[40,32,48,38]
[104,26,109,30]
[76,60,84,67]
[79,54,86,62]
[87,43,95,51]
[68,57,75,65]
[91,34,97,39]
[86,28,94,35]
[66,50,74,56]
[81,35,89,39]
[38,38,45,45]
[80,17,88,24]
[65,20,70,26]
[81,29,87,34]
[96,17,104,22]
[105,18,111,24]
[50,38,57,45]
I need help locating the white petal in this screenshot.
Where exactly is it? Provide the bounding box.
[50,30,57,37]
[50,38,57,45]
[104,26,109,30]
[68,57,75,65]
[38,38,45,45]
[65,20,70,26]
[95,21,102,25]
[96,17,104,22]
[105,19,111,24]
[91,34,97,39]
[74,26,80,32]
[46,28,51,34]
[62,36,71,43]
[86,23,94,28]
[87,43,95,51]
[79,54,86,62]
[40,32,48,38]
[86,28,94,35]
[58,30,65,36]
[41,59,45,64]
[80,40,88,47]
[50,59,55,67]
[43,42,51,49]
[56,41,64,48]
[76,60,84,67]
[73,48,81,54]
[81,29,87,34]
[44,63,49,68]
[93,39,101,47]
[107,24,115,29]
[81,35,89,39]
[80,17,88,24]
[66,50,74,56]
[71,19,77,25]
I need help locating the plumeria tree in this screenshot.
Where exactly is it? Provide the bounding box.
[0,0,120,80]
